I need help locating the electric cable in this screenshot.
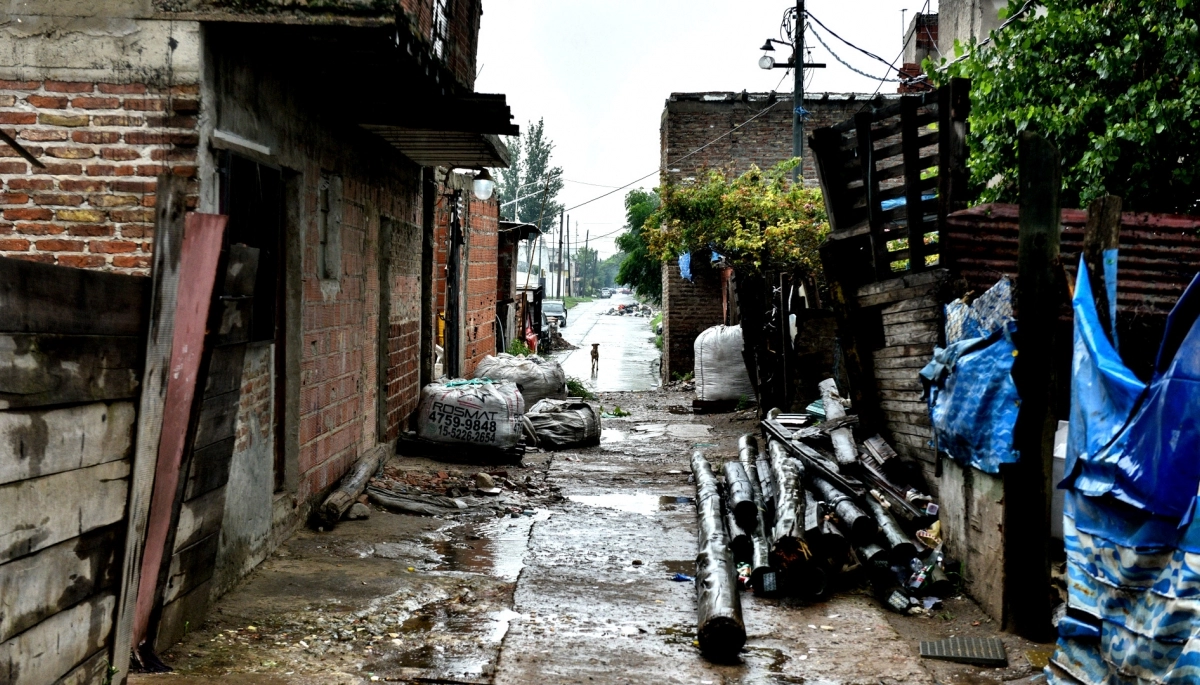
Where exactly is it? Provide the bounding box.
[808,24,900,83]
[806,11,903,74]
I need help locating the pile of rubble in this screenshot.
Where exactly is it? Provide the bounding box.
[692,378,947,659]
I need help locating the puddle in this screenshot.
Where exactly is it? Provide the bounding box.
[432,511,550,581]
[667,424,712,438]
[667,405,692,415]
[364,605,519,679]
[568,493,692,516]
[661,559,694,576]
[600,429,627,443]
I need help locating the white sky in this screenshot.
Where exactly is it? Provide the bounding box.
[477,1,939,258]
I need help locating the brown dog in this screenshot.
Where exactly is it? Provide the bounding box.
[590,343,600,376]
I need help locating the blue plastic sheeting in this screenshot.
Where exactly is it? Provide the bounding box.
[880,192,936,212]
[919,322,1021,474]
[1049,258,1200,685]
[1064,257,1146,502]
[710,250,724,264]
[1063,260,1200,522]
[945,277,1014,345]
[678,252,692,281]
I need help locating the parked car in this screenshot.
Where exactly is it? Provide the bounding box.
[600,288,613,298]
[542,300,567,328]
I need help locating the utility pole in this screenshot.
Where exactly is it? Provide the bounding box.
[557,210,564,298]
[793,0,805,184]
[584,229,590,295]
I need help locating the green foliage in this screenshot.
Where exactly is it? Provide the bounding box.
[928,0,1200,213]
[616,188,664,303]
[562,296,592,309]
[644,159,829,277]
[496,118,565,225]
[566,376,596,399]
[672,371,694,383]
[506,337,533,356]
[654,334,663,349]
[598,252,625,289]
[735,394,754,411]
[600,405,631,417]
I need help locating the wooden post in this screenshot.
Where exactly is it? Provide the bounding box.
[818,236,884,435]
[855,111,887,280]
[1006,131,1061,641]
[1083,195,1123,343]
[901,96,928,272]
[111,176,188,683]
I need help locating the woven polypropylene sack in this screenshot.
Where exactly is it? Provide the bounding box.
[416,379,525,448]
[525,398,601,449]
[694,325,755,402]
[473,353,567,406]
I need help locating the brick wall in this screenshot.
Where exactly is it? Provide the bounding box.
[0,79,199,272]
[382,220,423,441]
[430,183,499,378]
[659,91,895,379]
[462,195,498,377]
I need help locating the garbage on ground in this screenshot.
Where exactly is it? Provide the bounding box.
[688,377,951,627]
[473,353,567,406]
[693,324,756,403]
[415,378,526,450]
[525,398,601,449]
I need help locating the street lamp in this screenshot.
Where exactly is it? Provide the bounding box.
[472,168,495,201]
[754,3,826,182]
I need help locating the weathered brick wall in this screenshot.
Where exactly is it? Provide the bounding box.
[659,91,895,379]
[661,252,725,380]
[462,195,498,377]
[0,79,199,271]
[382,220,423,441]
[430,185,499,378]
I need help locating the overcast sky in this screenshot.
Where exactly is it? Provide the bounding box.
[476,1,939,258]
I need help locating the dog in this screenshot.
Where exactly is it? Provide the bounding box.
[590,343,600,376]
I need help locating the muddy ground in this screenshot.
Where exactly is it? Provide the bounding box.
[132,385,1049,685]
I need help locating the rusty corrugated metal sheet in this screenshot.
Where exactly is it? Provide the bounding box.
[943,203,1200,319]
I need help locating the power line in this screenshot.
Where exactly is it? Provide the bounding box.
[806,11,901,74]
[563,69,793,216]
[854,0,932,114]
[808,24,900,83]
[563,178,622,189]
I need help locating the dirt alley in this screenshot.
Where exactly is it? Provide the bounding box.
[131,384,1050,685]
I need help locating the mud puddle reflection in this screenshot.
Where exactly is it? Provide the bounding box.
[432,510,551,581]
[568,493,693,516]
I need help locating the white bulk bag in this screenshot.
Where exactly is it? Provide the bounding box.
[694,324,756,402]
[416,379,525,448]
[473,353,567,406]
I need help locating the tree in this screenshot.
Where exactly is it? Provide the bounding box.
[598,252,624,289]
[575,245,601,295]
[929,0,1200,213]
[495,118,565,227]
[616,188,663,302]
[644,160,827,278]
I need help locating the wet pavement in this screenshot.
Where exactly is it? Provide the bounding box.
[552,295,660,393]
[133,346,1043,684]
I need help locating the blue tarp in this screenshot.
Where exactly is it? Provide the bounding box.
[1049,258,1200,685]
[920,323,1021,473]
[920,278,1020,474]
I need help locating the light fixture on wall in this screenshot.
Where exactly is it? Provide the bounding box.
[472,168,496,201]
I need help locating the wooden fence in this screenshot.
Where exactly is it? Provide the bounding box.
[0,257,148,683]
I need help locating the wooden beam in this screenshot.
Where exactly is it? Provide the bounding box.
[0,459,130,565]
[1083,195,1123,344]
[0,257,147,337]
[0,593,115,684]
[1006,131,1061,641]
[0,401,135,486]
[855,112,888,280]
[0,334,141,408]
[111,176,189,682]
[0,524,121,644]
[901,96,928,272]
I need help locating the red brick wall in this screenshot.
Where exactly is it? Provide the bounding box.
[0,79,199,272]
[462,195,498,377]
[297,168,421,503]
[381,220,423,441]
[430,184,498,378]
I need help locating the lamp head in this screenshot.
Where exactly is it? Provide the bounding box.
[759,54,776,70]
[760,39,775,51]
[472,168,495,201]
